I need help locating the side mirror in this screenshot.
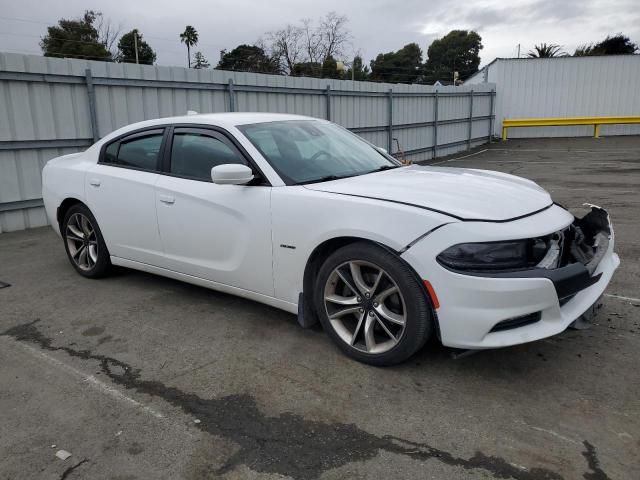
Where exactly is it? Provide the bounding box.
[211,164,254,185]
[376,146,388,155]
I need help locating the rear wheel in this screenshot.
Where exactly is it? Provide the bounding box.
[315,242,434,366]
[62,204,111,278]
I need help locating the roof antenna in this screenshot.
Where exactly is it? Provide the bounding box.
[186,110,198,116]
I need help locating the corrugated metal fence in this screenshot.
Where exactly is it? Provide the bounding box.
[0,52,496,233]
[465,55,640,138]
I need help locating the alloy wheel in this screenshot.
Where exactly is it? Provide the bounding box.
[323,260,407,354]
[65,213,99,271]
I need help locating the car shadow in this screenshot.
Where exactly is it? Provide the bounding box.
[100,265,594,393]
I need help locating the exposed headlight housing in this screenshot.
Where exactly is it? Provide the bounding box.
[437,238,551,272]
[437,208,612,276]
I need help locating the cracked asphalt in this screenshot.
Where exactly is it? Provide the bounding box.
[1,137,639,479]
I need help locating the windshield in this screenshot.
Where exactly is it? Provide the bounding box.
[237,120,400,185]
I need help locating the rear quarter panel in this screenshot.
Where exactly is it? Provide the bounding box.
[42,152,93,236]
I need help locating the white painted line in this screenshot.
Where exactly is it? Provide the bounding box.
[525,425,579,445]
[2,337,164,419]
[605,293,640,304]
[431,148,489,165]
[84,375,165,419]
[489,148,640,153]
[552,188,638,194]
[428,147,636,165]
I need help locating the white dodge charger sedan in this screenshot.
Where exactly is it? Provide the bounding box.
[42,113,619,365]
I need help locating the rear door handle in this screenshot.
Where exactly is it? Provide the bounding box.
[159,194,175,205]
[89,178,101,187]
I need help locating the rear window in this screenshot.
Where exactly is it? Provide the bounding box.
[102,130,164,171]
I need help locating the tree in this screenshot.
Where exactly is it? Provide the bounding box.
[192,51,210,69]
[527,43,565,58]
[117,29,156,64]
[40,10,114,61]
[268,24,304,74]
[348,55,369,81]
[574,34,638,56]
[180,26,199,68]
[94,12,120,57]
[321,55,342,79]
[370,43,423,83]
[301,12,350,64]
[266,12,351,77]
[592,34,638,54]
[291,61,322,77]
[424,30,482,84]
[573,44,595,57]
[317,12,350,63]
[216,44,280,73]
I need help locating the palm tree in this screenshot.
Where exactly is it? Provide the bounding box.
[180,26,199,68]
[527,43,565,58]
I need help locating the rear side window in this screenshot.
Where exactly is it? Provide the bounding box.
[170,131,246,181]
[102,130,164,171]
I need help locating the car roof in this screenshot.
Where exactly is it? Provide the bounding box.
[186,112,318,126]
[93,113,324,149]
[124,112,319,131]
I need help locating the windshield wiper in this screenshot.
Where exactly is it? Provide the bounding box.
[296,174,356,185]
[297,165,400,185]
[366,164,401,174]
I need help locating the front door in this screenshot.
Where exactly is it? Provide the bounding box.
[155,127,273,296]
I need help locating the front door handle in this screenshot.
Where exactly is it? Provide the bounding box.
[159,194,175,205]
[89,178,101,187]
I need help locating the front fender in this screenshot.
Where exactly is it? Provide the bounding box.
[271,186,453,305]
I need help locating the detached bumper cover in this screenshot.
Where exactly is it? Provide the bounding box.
[402,205,620,349]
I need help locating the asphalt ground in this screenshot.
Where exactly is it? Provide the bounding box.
[1,136,638,479]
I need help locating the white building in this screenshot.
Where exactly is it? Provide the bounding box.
[465,55,640,138]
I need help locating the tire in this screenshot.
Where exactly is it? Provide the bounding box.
[314,242,434,366]
[62,203,111,278]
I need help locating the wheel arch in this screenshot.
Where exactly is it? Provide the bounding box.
[301,236,439,335]
[56,197,87,230]
[301,237,377,328]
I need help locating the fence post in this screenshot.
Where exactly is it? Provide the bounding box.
[387,88,393,153]
[228,79,235,112]
[325,85,332,121]
[467,90,474,150]
[84,69,99,142]
[488,88,495,143]
[432,90,439,159]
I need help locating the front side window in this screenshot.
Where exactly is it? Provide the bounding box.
[170,131,246,181]
[237,120,399,185]
[103,131,164,171]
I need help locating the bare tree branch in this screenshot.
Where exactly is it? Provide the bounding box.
[94,12,121,58]
[267,25,304,74]
[264,12,352,76]
[318,12,350,62]
[301,18,323,64]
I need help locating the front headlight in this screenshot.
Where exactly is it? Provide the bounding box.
[437,238,549,272]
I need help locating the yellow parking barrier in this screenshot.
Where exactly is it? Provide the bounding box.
[501,116,640,140]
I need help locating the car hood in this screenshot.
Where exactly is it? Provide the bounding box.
[304,165,553,221]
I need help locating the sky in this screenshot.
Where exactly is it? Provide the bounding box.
[0,0,638,69]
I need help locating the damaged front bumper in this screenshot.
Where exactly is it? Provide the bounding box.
[401,204,620,349]
[474,206,613,304]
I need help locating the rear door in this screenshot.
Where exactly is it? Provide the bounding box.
[86,128,166,266]
[155,127,274,295]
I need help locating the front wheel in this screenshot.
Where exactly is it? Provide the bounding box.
[315,242,434,366]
